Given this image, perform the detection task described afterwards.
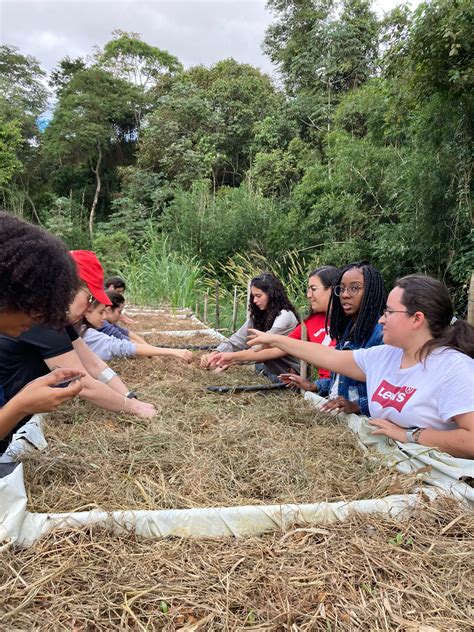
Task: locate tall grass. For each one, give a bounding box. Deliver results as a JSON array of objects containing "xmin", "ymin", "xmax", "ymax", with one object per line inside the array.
[{"xmin": 120, "ymin": 226, "xmax": 203, "ymax": 308}]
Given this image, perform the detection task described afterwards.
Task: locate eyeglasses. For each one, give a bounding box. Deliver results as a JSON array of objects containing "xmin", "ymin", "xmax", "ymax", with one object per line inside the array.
[
  {"xmin": 307, "ymin": 285, "xmax": 326, "ymax": 293},
  {"xmin": 334, "ymin": 284, "xmax": 364, "ymax": 297},
  {"xmin": 382, "ymin": 309, "xmax": 410, "ymax": 318}
]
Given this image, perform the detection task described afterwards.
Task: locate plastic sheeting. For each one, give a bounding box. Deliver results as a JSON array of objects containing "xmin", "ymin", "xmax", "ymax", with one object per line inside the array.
[
  {"xmin": 305, "ymin": 392, "xmax": 474, "ymax": 506},
  {"xmin": 1, "ymin": 461, "xmax": 434, "ymax": 548}
]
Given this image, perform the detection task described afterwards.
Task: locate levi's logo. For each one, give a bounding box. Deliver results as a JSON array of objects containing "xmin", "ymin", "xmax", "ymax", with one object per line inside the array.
[{"xmin": 371, "ymin": 380, "xmax": 417, "ymax": 412}]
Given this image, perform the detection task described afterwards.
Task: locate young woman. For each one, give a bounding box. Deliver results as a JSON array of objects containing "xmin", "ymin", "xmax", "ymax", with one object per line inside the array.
[
  {"xmin": 81, "ymin": 300, "xmax": 193, "ymax": 364},
  {"xmin": 0, "ymin": 212, "xmax": 84, "ymax": 451},
  {"xmin": 98, "ymin": 291, "xmax": 147, "ymax": 345},
  {"xmin": 282, "ymin": 261, "xmax": 386, "ymax": 415},
  {"xmin": 248, "ymin": 275, "xmax": 474, "ymax": 459},
  {"xmin": 201, "ymin": 272, "xmax": 300, "ymax": 380},
  {"xmin": 211, "ymin": 266, "xmax": 340, "ymax": 383}
]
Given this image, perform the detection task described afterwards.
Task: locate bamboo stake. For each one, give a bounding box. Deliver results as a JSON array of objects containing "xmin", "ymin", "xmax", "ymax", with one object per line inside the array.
[
  {"xmin": 468, "ymin": 271, "xmax": 474, "ymax": 327},
  {"xmin": 231, "ymin": 285, "xmax": 238, "ymax": 332},
  {"xmin": 195, "ymin": 300, "xmax": 199, "ymax": 320},
  {"xmin": 203, "ymin": 291, "xmax": 209, "ymax": 324},
  {"xmin": 215, "ymin": 281, "xmax": 220, "ymax": 330},
  {"xmin": 246, "ymin": 278, "xmax": 252, "ymax": 318},
  {"xmin": 300, "ymin": 320, "xmax": 308, "ymax": 395}
]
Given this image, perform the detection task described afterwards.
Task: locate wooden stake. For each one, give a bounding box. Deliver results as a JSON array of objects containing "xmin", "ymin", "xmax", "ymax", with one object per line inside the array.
[
  {"xmin": 246, "ymin": 278, "xmax": 252, "ymax": 318},
  {"xmin": 231, "ymin": 285, "xmax": 238, "ymax": 332},
  {"xmin": 215, "ymin": 281, "xmax": 220, "ymax": 330},
  {"xmin": 195, "ymin": 300, "xmax": 199, "ymax": 320},
  {"xmin": 300, "ymin": 320, "xmax": 308, "ymax": 395},
  {"xmin": 203, "ymin": 291, "xmax": 209, "ymax": 324},
  {"xmin": 468, "ymin": 271, "xmax": 474, "ymax": 327}
]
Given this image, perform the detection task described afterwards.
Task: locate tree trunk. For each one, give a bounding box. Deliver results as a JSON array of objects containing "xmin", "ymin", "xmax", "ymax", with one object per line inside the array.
[{"xmin": 89, "ymin": 145, "xmax": 102, "ymax": 239}]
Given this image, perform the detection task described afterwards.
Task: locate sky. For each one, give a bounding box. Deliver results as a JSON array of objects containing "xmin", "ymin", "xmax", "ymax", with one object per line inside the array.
[{"xmin": 1, "ymin": 0, "xmax": 419, "ymax": 79}]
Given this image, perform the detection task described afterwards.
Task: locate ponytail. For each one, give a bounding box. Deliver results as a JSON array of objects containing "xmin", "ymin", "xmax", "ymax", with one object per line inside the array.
[{"xmin": 396, "ymin": 275, "xmax": 474, "ymax": 359}]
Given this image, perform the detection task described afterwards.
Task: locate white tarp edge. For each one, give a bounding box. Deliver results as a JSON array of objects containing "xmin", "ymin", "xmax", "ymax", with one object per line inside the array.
[
  {"xmin": 304, "ymin": 392, "xmax": 474, "ymax": 506},
  {"xmin": 1, "ymin": 462, "xmax": 436, "ymax": 548}
]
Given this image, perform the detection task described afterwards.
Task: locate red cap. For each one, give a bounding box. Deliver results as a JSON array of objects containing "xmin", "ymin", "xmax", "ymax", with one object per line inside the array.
[{"xmin": 69, "ymin": 251, "xmax": 112, "ymax": 306}]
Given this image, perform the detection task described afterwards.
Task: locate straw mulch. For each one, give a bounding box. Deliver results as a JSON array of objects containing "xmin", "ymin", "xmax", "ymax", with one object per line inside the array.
[
  {"xmin": 21, "ymin": 356, "xmax": 419, "ymax": 513},
  {"xmin": 4, "ymin": 313, "xmax": 473, "ymax": 629},
  {"xmin": 1, "ymin": 498, "xmax": 472, "ymax": 630},
  {"xmin": 124, "ymin": 312, "xmax": 209, "ymax": 333}
]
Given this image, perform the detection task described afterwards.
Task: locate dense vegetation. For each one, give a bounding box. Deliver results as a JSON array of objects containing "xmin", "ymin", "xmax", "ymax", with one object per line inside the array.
[{"xmin": 1, "ymin": 0, "xmax": 472, "ymax": 318}]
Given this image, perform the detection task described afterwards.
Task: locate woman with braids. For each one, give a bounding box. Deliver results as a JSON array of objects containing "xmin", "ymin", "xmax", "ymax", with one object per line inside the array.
[
  {"xmin": 201, "ymin": 272, "xmax": 299, "ymax": 381},
  {"xmin": 248, "ymin": 275, "xmax": 474, "ymax": 459},
  {"xmin": 210, "ymin": 266, "xmax": 340, "ymax": 383},
  {"xmin": 277, "ymin": 261, "xmax": 387, "ymax": 416},
  {"xmin": 0, "ymin": 212, "xmax": 85, "ymax": 448}
]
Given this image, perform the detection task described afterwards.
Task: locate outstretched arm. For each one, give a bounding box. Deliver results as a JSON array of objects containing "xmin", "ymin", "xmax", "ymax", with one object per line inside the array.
[
  {"xmin": 211, "ymin": 346, "xmax": 286, "ymax": 368},
  {"xmin": 247, "ymin": 330, "xmax": 366, "ymax": 382}
]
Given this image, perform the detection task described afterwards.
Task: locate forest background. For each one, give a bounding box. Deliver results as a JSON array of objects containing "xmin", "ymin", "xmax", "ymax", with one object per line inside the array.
[{"xmin": 1, "ymin": 0, "xmax": 472, "ymax": 325}]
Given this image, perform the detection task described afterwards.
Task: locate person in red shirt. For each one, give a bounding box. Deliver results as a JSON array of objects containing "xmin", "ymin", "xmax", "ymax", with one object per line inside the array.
[{"xmin": 210, "ymin": 266, "xmax": 340, "ymax": 380}]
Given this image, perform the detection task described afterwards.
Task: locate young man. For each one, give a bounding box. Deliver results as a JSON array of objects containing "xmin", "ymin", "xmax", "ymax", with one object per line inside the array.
[
  {"xmin": 98, "ymin": 291, "xmax": 147, "ymax": 345},
  {"xmin": 0, "ymin": 212, "xmax": 84, "ymax": 448},
  {"xmin": 0, "ymin": 249, "xmax": 156, "ymax": 453}
]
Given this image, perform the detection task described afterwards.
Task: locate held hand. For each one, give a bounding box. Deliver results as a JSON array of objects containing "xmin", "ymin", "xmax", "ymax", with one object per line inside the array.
[
  {"xmin": 177, "ymin": 349, "xmax": 193, "ymax": 363},
  {"xmin": 129, "ymin": 399, "xmax": 156, "ymax": 419},
  {"xmin": 320, "ymin": 397, "xmax": 360, "ymax": 414},
  {"xmin": 200, "ymin": 352, "xmax": 219, "ymax": 368},
  {"xmin": 247, "ymin": 329, "xmax": 276, "ymax": 349},
  {"xmin": 16, "ymin": 368, "xmax": 85, "ymax": 415},
  {"xmin": 214, "ymin": 352, "xmax": 236, "ymax": 369},
  {"xmin": 368, "ymin": 418, "xmax": 408, "ymax": 443},
  {"xmin": 278, "ymin": 373, "xmax": 316, "ymax": 392}
]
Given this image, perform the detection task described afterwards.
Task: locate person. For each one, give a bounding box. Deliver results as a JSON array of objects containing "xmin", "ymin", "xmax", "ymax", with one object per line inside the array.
[
  {"xmin": 0, "ymin": 212, "xmax": 84, "ymax": 449},
  {"xmin": 80, "ymin": 298, "xmax": 193, "ymax": 364},
  {"xmin": 98, "ymin": 291, "xmax": 147, "ymax": 345},
  {"xmin": 105, "ymin": 276, "xmax": 126, "ymax": 294},
  {"xmin": 281, "ymin": 261, "xmax": 386, "ymax": 416},
  {"xmin": 211, "ymin": 266, "xmax": 340, "ymax": 382},
  {"xmin": 201, "ymin": 272, "xmax": 300, "ymax": 380},
  {"xmin": 0, "ymin": 250, "xmax": 156, "ymax": 453},
  {"xmin": 248, "ymin": 274, "xmax": 474, "ymax": 459},
  {"xmin": 104, "ymin": 275, "xmax": 135, "ymax": 325}
]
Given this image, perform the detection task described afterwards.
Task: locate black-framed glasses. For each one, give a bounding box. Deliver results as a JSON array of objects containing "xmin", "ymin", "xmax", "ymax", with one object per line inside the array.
[
  {"xmin": 334, "ymin": 284, "xmax": 364, "ymax": 297},
  {"xmin": 382, "ymin": 309, "xmax": 410, "ymax": 318},
  {"xmin": 307, "ymin": 285, "xmax": 325, "ymax": 293}
]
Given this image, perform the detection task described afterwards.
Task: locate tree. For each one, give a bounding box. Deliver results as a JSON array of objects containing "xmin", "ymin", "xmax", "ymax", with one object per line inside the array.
[
  {"xmin": 139, "ymin": 59, "xmax": 280, "ymax": 188},
  {"xmin": 43, "ymin": 67, "xmax": 140, "ymax": 237}
]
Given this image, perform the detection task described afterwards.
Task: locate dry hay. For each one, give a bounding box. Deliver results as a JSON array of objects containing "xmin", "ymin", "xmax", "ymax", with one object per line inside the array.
[
  {"xmin": 21, "ymin": 356, "xmax": 419, "ymax": 513},
  {"xmin": 124, "ymin": 312, "xmax": 208, "ymax": 333},
  {"xmin": 144, "ymin": 331, "xmax": 223, "ymax": 347},
  {"xmin": 1, "ymin": 498, "xmax": 472, "ymax": 630}
]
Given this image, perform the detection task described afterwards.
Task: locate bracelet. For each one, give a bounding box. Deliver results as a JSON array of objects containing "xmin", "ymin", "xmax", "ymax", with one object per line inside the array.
[
  {"xmin": 120, "ymin": 395, "xmax": 129, "ymax": 414},
  {"xmin": 126, "ymin": 390, "xmax": 138, "ymax": 399},
  {"xmin": 98, "ymin": 367, "xmax": 117, "ymax": 384}
]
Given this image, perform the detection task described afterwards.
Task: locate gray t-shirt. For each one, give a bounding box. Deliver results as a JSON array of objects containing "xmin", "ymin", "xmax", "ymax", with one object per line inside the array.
[{"xmin": 216, "ymin": 310, "xmax": 298, "ymax": 353}]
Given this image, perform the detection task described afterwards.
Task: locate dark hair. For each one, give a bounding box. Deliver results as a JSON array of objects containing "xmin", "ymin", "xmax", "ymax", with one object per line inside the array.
[
  {"xmin": 249, "ymin": 272, "xmax": 299, "ymax": 331},
  {"xmin": 396, "ymin": 274, "xmax": 474, "ymax": 359},
  {"xmin": 308, "ymin": 265, "xmax": 340, "ymax": 290},
  {"xmin": 79, "ymin": 298, "xmax": 101, "ymax": 336},
  {"xmin": 105, "ymin": 276, "xmax": 126, "ymax": 290},
  {"xmin": 106, "ymin": 290, "xmax": 125, "ymax": 310},
  {"xmin": 0, "ymin": 211, "xmax": 78, "ymax": 328},
  {"xmin": 327, "ymin": 261, "xmax": 386, "ymax": 345},
  {"xmin": 306, "ymin": 266, "xmax": 340, "ymax": 317}
]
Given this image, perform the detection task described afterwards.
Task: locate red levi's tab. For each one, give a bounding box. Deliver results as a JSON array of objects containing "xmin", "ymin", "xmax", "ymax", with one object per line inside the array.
[{"xmin": 371, "ymin": 380, "xmax": 417, "ymax": 412}]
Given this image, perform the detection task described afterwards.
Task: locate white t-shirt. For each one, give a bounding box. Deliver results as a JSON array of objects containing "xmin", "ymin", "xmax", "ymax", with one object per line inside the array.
[{"xmin": 353, "ymin": 345, "xmax": 474, "ymax": 430}]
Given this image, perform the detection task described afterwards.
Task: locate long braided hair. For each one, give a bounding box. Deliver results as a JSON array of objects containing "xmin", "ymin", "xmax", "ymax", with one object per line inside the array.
[
  {"xmin": 249, "ymin": 272, "xmax": 299, "ymax": 332},
  {"xmin": 326, "ymin": 261, "xmax": 386, "ymax": 345}
]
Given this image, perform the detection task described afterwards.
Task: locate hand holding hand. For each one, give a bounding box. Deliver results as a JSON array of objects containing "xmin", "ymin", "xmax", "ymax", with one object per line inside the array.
[
  {"xmin": 200, "ymin": 352, "xmax": 219, "ymax": 368},
  {"xmin": 16, "ymin": 368, "xmax": 85, "ymax": 415},
  {"xmin": 320, "ymin": 397, "xmax": 360, "ymax": 414},
  {"xmin": 213, "ymin": 352, "xmax": 236, "ymax": 369},
  {"xmin": 279, "ymin": 373, "xmax": 316, "ymax": 392},
  {"xmin": 368, "ymin": 418, "xmax": 408, "ymax": 442}
]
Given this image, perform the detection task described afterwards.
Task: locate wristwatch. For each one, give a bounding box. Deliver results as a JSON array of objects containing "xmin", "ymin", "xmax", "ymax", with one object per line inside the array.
[
  {"xmin": 406, "ymin": 427, "xmax": 423, "ymax": 443},
  {"xmin": 125, "ymin": 390, "xmax": 138, "ymax": 399}
]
